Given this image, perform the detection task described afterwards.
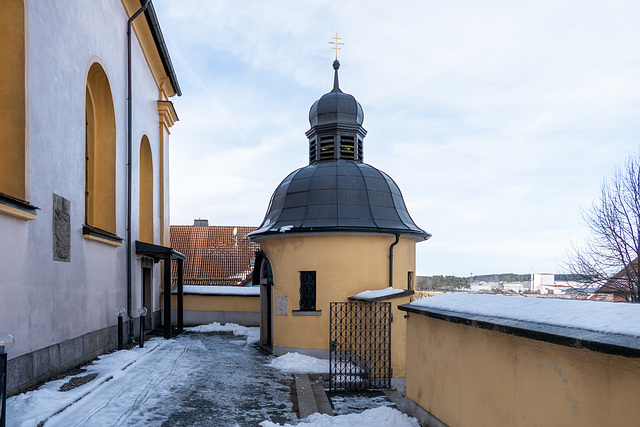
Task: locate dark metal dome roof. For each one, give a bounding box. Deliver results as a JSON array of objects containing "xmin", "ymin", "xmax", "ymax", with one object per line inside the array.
[
  {"xmin": 309, "ymin": 61, "xmax": 364, "ymax": 127},
  {"xmin": 247, "ymin": 160, "xmax": 430, "ymax": 241}
]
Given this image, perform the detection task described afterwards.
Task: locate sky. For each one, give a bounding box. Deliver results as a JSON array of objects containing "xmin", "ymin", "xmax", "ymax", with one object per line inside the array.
[{"xmin": 153, "ymin": 0, "xmax": 640, "ymax": 277}]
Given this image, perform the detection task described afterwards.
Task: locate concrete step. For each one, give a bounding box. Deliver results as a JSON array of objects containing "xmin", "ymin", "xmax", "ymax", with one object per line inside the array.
[{"xmin": 294, "ymin": 374, "xmax": 333, "ymax": 418}]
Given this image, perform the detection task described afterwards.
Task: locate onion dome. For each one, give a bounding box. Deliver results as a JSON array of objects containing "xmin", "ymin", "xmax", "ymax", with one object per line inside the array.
[{"xmin": 306, "ymin": 60, "xmax": 367, "ymax": 164}]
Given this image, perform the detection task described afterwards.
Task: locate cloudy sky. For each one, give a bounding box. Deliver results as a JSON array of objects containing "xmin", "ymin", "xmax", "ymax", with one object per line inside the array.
[{"xmin": 153, "ymin": 0, "xmax": 640, "ymax": 277}]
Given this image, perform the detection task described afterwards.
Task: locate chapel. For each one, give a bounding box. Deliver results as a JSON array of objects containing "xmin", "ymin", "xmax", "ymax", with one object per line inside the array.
[{"xmin": 248, "ymin": 60, "xmax": 430, "ymax": 383}]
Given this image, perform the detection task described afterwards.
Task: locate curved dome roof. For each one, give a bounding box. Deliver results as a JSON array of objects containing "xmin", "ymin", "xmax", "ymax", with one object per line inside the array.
[
  {"xmin": 248, "ymin": 160, "xmax": 430, "ymax": 241},
  {"xmin": 308, "ymin": 60, "xmax": 364, "ymax": 128},
  {"xmin": 308, "ymin": 89, "xmax": 364, "ymax": 128}
]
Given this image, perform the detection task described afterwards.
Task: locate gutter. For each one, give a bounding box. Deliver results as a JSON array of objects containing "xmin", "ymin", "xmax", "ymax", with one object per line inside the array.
[
  {"xmin": 127, "ymin": 0, "xmax": 151, "ymax": 343},
  {"xmin": 141, "ymin": 1, "xmax": 182, "ymax": 96},
  {"xmin": 389, "ymin": 233, "xmax": 400, "ymax": 287}
]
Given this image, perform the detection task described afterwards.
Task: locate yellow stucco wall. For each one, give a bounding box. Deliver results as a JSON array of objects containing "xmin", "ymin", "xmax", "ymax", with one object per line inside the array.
[
  {"xmin": 0, "ymin": 0, "xmax": 28, "ymax": 201},
  {"xmin": 388, "ymin": 295, "xmax": 410, "ymax": 377},
  {"xmin": 405, "ymin": 313, "xmax": 640, "ymax": 427},
  {"xmin": 261, "ymin": 233, "xmax": 416, "ymax": 376},
  {"xmin": 171, "ymin": 294, "xmax": 260, "ymax": 313}
]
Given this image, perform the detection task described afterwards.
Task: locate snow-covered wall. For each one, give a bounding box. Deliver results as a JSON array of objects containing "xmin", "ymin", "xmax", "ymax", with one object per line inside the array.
[{"xmin": 401, "ymin": 294, "xmax": 640, "ymax": 427}]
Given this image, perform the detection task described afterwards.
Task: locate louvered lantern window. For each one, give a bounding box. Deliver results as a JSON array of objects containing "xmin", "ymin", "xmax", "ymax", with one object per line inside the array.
[
  {"xmin": 299, "ymin": 271, "xmax": 316, "ymax": 311},
  {"xmin": 340, "ymin": 136, "xmax": 355, "ymax": 160},
  {"xmin": 357, "ymin": 139, "xmax": 363, "ymax": 162},
  {"xmin": 309, "ymin": 139, "xmax": 317, "ymax": 163},
  {"xmin": 319, "ymin": 136, "xmax": 334, "ymax": 160}
]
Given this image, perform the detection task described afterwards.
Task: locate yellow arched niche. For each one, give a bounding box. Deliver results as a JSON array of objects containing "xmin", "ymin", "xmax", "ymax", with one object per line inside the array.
[
  {"xmin": 85, "ymin": 62, "xmax": 116, "ymax": 234},
  {"xmin": 0, "ymin": 0, "xmax": 27, "ymax": 201},
  {"xmin": 139, "ymin": 136, "xmax": 154, "ymax": 243}
]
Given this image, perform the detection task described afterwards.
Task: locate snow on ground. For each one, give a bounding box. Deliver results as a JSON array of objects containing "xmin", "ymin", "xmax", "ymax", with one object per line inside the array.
[
  {"xmin": 353, "ymin": 287, "xmax": 406, "ymax": 299},
  {"xmin": 268, "ymin": 352, "xmax": 329, "ymax": 373},
  {"xmin": 186, "ymin": 322, "xmax": 259, "ymax": 343},
  {"xmin": 180, "ymin": 285, "xmax": 260, "ymax": 295},
  {"xmin": 411, "ymin": 293, "xmax": 640, "ymax": 336},
  {"xmin": 259, "ymin": 406, "xmax": 419, "ymax": 427},
  {"xmin": 7, "ymin": 339, "xmax": 170, "ymax": 426},
  {"xmin": 7, "ymin": 324, "xmax": 269, "ymax": 426}
]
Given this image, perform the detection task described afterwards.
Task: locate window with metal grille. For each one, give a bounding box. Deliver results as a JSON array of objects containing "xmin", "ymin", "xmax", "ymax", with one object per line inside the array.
[
  {"xmin": 299, "ymin": 271, "xmax": 316, "ymax": 311},
  {"xmin": 319, "ymin": 137, "xmax": 334, "ymax": 160},
  {"xmin": 340, "ymin": 136, "xmax": 355, "ymax": 160}
]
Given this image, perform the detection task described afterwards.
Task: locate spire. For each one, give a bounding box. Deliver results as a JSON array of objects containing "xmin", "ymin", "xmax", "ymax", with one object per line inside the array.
[{"xmin": 306, "ymin": 60, "xmax": 367, "ymax": 164}]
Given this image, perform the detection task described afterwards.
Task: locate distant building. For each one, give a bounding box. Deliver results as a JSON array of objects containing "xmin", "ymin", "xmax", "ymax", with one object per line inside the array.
[
  {"xmin": 170, "ymin": 221, "xmax": 260, "ymax": 286},
  {"xmin": 532, "ymin": 273, "xmax": 555, "ymax": 292}
]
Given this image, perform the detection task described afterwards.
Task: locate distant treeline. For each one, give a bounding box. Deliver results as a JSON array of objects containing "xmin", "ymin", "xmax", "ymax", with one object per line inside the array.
[
  {"xmin": 416, "ymin": 275, "xmax": 469, "ymax": 291},
  {"xmin": 470, "ymin": 273, "xmax": 530, "ymax": 282},
  {"xmin": 416, "ymin": 273, "xmax": 583, "ymax": 290},
  {"xmin": 470, "ymin": 273, "xmax": 583, "ymax": 282}
]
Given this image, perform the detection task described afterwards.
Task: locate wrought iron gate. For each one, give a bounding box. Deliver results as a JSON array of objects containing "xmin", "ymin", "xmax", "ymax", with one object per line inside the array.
[{"xmin": 329, "ymin": 302, "xmax": 392, "ymax": 391}]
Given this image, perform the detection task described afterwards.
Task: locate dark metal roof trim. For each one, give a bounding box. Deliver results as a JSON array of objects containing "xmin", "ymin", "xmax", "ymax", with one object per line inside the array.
[
  {"xmin": 135, "ymin": 240, "xmax": 186, "ymax": 261},
  {"xmin": 142, "ymin": 1, "xmax": 182, "ymax": 96},
  {"xmin": 0, "ymin": 192, "xmax": 39, "ymax": 214},
  {"xmin": 398, "ymin": 303, "xmax": 640, "ymax": 358},
  {"xmin": 83, "ymin": 224, "xmax": 123, "ymax": 242}
]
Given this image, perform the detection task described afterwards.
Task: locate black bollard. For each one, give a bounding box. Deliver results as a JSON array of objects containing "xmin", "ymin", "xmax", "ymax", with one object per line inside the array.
[
  {"xmin": 118, "ymin": 315, "xmax": 124, "ymax": 350},
  {"xmin": 139, "ymin": 315, "xmax": 145, "ymax": 348},
  {"xmin": 116, "ymin": 308, "xmax": 126, "ymax": 350},
  {"xmin": 0, "ymin": 333, "xmax": 15, "ymax": 427},
  {"xmin": 137, "ymin": 307, "xmax": 148, "ymax": 349},
  {"xmin": 1, "ymin": 351, "xmax": 6, "ymax": 427}
]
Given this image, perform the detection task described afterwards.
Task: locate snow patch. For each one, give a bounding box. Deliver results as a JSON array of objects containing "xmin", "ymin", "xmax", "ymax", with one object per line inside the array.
[
  {"xmin": 268, "ymin": 352, "xmax": 329, "ymax": 374},
  {"xmin": 186, "ymin": 322, "xmax": 259, "ymax": 343},
  {"xmin": 353, "ymin": 287, "xmax": 406, "ymax": 299},
  {"xmin": 260, "ymin": 406, "xmax": 420, "ymax": 427},
  {"xmin": 279, "ymin": 225, "xmax": 294, "ymax": 232},
  {"xmin": 180, "ymin": 285, "xmax": 260, "ymax": 295},
  {"xmin": 411, "ymin": 293, "xmax": 640, "ymax": 337}
]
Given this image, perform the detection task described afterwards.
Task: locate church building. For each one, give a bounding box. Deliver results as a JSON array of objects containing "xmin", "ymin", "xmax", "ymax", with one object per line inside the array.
[
  {"xmin": 1, "ymin": 0, "xmax": 180, "ymax": 394},
  {"xmin": 248, "ymin": 59, "xmax": 430, "ymax": 384}
]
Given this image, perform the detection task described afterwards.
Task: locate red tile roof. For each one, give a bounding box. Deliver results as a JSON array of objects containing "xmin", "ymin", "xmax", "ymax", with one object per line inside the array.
[{"xmin": 170, "ymin": 225, "xmax": 260, "ymax": 286}]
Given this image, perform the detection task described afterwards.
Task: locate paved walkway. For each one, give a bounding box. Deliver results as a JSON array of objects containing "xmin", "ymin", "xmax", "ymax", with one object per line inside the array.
[{"xmin": 8, "ymin": 331, "xmax": 299, "ymax": 426}]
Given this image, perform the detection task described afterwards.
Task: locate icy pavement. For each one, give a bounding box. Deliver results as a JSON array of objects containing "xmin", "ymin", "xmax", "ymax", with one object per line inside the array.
[
  {"xmin": 8, "ymin": 327, "xmax": 298, "ymax": 426},
  {"xmin": 8, "ymin": 324, "xmax": 418, "ymax": 426}
]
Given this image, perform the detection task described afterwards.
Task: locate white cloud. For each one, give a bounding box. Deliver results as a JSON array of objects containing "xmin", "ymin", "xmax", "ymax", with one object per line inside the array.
[{"xmin": 155, "ymin": 0, "xmax": 640, "ymax": 275}]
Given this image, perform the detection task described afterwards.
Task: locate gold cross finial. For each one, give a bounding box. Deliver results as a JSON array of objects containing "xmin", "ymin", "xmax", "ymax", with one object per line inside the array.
[{"xmin": 329, "ymin": 33, "xmax": 344, "ymax": 60}]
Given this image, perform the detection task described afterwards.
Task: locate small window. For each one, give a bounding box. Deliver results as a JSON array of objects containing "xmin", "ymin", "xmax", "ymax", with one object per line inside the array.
[
  {"xmin": 357, "ymin": 139, "xmax": 363, "ymax": 162},
  {"xmin": 340, "ymin": 136, "xmax": 355, "ymax": 160},
  {"xmin": 408, "ymin": 271, "xmax": 414, "ymax": 290},
  {"xmin": 299, "ymin": 271, "xmax": 316, "ymax": 311},
  {"xmin": 319, "ymin": 137, "xmax": 334, "ymax": 161}
]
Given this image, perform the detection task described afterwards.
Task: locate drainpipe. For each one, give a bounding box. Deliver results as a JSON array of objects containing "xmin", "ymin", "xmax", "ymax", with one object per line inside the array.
[
  {"xmin": 127, "ymin": 0, "xmax": 150, "ymax": 343},
  {"xmin": 389, "ymin": 233, "xmax": 400, "ymax": 288}
]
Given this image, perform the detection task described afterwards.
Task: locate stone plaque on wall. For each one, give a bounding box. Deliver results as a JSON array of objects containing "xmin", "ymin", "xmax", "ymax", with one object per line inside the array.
[
  {"xmin": 53, "ymin": 193, "xmax": 70, "ymax": 262},
  {"xmin": 276, "ymin": 296, "xmax": 287, "ymax": 315}
]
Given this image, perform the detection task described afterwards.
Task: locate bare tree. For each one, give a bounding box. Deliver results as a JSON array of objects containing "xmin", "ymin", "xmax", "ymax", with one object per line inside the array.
[{"xmin": 566, "ymin": 153, "xmax": 640, "ymax": 302}]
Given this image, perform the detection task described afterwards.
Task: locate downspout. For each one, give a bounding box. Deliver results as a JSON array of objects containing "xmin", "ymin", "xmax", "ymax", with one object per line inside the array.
[
  {"xmin": 389, "ymin": 233, "xmax": 400, "ymax": 288},
  {"xmin": 127, "ymin": 0, "xmax": 150, "ymax": 343}
]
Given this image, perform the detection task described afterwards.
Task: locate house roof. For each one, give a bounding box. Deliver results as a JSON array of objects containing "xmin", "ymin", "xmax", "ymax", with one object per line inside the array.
[
  {"xmin": 597, "ymin": 257, "xmax": 638, "ymax": 300},
  {"xmin": 170, "ymin": 225, "xmax": 260, "ymax": 286}
]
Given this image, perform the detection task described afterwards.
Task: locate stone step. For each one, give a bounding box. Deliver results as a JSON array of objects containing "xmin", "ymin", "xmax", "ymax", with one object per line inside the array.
[{"xmin": 294, "ymin": 373, "xmax": 333, "ymax": 418}]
